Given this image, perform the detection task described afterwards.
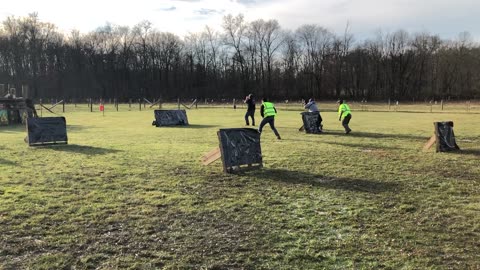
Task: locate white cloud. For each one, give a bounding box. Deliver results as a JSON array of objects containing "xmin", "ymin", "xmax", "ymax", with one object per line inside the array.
[
  {"xmin": 0, "ymin": 0, "xmax": 478, "ymax": 40},
  {"xmin": 266, "ymin": 0, "xmax": 480, "ymax": 40}
]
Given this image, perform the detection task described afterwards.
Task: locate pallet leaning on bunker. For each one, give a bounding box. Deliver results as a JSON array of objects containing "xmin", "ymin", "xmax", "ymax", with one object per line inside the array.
[
  {"xmin": 217, "ymin": 128, "xmax": 263, "ymax": 173},
  {"xmin": 26, "ymin": 117, "xmax": 68, "ymax": 146},
  {"xmin": 434, "ymin": 121, "xmax": 460, "ymax": 152},
  {"xmin": 301, "ymin": 112, "xmax": 322, "ymax": 134}
]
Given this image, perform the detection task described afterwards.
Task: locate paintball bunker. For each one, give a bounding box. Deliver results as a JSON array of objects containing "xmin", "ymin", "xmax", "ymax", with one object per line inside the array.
[
  {"xmin": 434, "ymin": 121, "xmax": 460, "ymax": 152},
  {"xmin": 423, "ymin": 121, "xmax": 460, "ymax": 152},
  {"xmin": 26, "ymin": 117, "xmax": 68, "ymax": 146},
  {"xmin": 0, "ymin": 98, "xmax": 34, "ymax": 125},
  {"xmin": 217, "ymin": 128, "xmax": 263, "ymax": 173},
  {"xmin": 300, "ymin": 112, "xmax": 322, "ymax": 134},
  {"xmin": 153, "ymin": 110, "xmax": 189, "ymax": 127}
]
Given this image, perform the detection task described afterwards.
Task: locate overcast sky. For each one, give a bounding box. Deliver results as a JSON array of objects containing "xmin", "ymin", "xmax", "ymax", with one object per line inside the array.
[{"xmin": 1, "ymin": 0, "xmax": 478, "ymax": 41}]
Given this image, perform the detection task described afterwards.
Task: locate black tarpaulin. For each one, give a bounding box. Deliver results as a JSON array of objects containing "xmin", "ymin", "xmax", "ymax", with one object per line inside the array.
[
  {"xmin": 217, "ymin": 128, "xmax": 262, "ymax": 168},
  {"xmin": 0, "ymin": 108, "xmax": 9, "ymax": 125},
  {"xmin": 301, "ymin": 112, "xmax": 321, "ymax": 134},
  {"xmin": 153, "ymin": 110, "xmax": 189, "ymax": 126},
  {"xmin": 0, "ymin": 98, "xmax": 28, "ymax": 125},
  {"xmin": 435, "ymin": 121, "xmax": 460, "ymax": 152},
  {"xmin": 27, "ymin": 117, "xmax": 68, "ymax": 146}
]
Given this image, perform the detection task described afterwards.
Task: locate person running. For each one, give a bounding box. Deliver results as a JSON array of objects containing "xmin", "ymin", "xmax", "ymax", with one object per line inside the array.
[
  {"xmin": 25, "ymin": 98, "xmax": 38, "ymax": 118},
  {"xmin": 244, "ymin": 93, "xmax": 256, "ymax": 126},
  {"xmin": 258, "ymin": 98, "xmax": 281, "ymax": 140},
  {"xmin": 337, "ymin": 99, "xmax": 352, "ymax": 134},
  {"xmin": 304, "ymin": 98, "xmax": 323, "ymax": 132}
]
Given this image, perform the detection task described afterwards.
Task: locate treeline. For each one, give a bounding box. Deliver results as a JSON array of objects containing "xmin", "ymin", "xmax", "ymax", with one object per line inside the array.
[{"xmin": 0, "ymin": 13, "xmax": 479, "ymax": 101}]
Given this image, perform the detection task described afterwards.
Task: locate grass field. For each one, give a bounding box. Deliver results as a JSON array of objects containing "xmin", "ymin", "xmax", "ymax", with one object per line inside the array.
[{"xmin": 1, "ymin": 103, "xmax": 479, "ymax": 269}]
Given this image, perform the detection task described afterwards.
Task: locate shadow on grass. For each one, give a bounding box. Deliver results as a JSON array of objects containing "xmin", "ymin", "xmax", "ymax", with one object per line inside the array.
[
  {"xmin": 323, "ymin": 141, "xmax": 397, "ymax": 150},
  {"xmin": 453, "ymin": 148, "xmax": 480, "ymax": 156},
  {"xmin": 320, "ymin": 130, "xmax": 427, "ymax": 140},
  {"xmin": 47, "ymin": 144, "xmax": 122, "ymax": 156},
  {"xmin": 186, "ymin": 124, "xmax": 219, "ymax": 129},
  {"xmin": 252, "ymin": 168, "xmax": 401, "ymax": 193},
  {"xmin": 1, "ymin": 124, "xmax": 88, "ymax": 133},
  {"xmin": 0, "ymin": 124, "xmax": 25, "ymax": 133},
  {"xmin": 67, "ymin": 124, "xmax": 90, "ymax": 131},
  {"xmin": 153, "ymin": 124, "xmax": 218, "ymax": 129},
  {"xmin": 0, "ymin": 146, "xmax": 16, "ymax": 165},
  {"xmin": 0, "ymin": 158, "xmax": 16, "ymax": 166}
]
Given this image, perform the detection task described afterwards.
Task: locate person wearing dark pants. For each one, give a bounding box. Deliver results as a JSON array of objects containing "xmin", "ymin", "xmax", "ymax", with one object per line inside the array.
[
  {"xmin": 244, "ymin": 93, "xmax": 256, "ymax": 126},
  {"xmin": 258, "ymin": 98, "xmax": 281, "ymax": 140},
  {"xmin": 25, "ymin": 99, "xmax": 39, "ymax": 118},
  {"xmin": 337, "ymin": 99, "xmax": 352, "ymax": 134}
]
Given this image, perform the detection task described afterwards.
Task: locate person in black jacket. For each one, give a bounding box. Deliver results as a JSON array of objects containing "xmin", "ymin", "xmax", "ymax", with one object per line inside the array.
[
  {"xmin": 25, "ymin": 99, "xmax": 38, "ymax": 118},
  {"xmin": 244, "ymin": 93, "xmax": 256, "ymax": 126}
]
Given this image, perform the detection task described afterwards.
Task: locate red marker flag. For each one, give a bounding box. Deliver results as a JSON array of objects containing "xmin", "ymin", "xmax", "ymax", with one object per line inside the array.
[{"xmin": 100, "ymin": 104, "xmax": 104, "ymax": 111}]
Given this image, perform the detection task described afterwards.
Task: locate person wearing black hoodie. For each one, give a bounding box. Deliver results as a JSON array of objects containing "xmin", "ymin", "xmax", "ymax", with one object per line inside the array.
[{"xmin": 244, "ymin": 93, "xmax": 256, "ymax": 126}]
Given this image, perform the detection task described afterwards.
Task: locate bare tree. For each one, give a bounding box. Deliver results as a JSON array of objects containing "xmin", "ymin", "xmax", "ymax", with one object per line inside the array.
[
  {"xmin": 296, "ymin": 24, "xmax": 333, "ymax": 98},
  {"xmin": 280, "ymin": 30, "xmax": 300, "ymax": 98},
  {"xmin": 1, "ymin": 13, "xmax": 480, "ymax": 101},
  {"xmin": 222, "ymin": 14, "xmax": 247, "ymax": 94},
  {"xmin": 262, "ymin": 19, "xmax": 283, "ymax": 97}
]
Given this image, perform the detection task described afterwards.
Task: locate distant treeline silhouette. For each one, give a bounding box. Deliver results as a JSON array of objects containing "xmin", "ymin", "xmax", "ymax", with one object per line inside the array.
[{"xmin": 0, "ymin": 13, "xmax": 479, "ymax": 101}]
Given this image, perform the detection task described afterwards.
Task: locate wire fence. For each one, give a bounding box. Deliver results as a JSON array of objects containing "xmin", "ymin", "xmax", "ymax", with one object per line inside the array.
[{"xmin": 32, "ymin": 97, "xmax": 480, "ymax": 115}]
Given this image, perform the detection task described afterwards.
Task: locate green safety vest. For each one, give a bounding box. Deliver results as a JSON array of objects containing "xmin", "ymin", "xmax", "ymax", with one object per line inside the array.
[
  {"xmin": 263, "ymin": 102, "xmax": 277, "ymax": 117},
  {"xmin": 338, "ymin": 103, "xmax": 351, "ymax": 119}
]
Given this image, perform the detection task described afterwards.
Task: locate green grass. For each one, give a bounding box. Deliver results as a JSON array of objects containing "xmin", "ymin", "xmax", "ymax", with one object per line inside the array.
[{"xmin": 1, "ymin": 104, "xmax": 480, "ymax": 269}]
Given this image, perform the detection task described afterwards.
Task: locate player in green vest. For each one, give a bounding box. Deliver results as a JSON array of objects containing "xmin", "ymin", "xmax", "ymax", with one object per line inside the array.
[
  {"xmin": 337, "ymin": 99, "xmax": 352, "ymax": 134},
  {"xmin": 258, "ymin": 98, "xmax": 281, "ymax": 140}
]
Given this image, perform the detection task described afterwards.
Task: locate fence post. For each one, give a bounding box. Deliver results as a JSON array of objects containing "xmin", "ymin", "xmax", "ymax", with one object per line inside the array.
[
  {"xmin": 177, "ymin": 98, "xmax": 180, "ymax": 110},
  {"xmin": 90, "ymin": 98, "xmax": 93, "ymax": 112},
  {"xmin": 388, "ymin": 98, "xmax": 391, "ymax": 111},
  {"xmin": 441, "ymin": 99, "xmax": 444, "ymax": 111},
  {"xmin": 62, "ymin": 98, "xmax": 65, "ymax": 113},
  {"xmin": 139, "ymin": 99, "xmax": 141, "ymax": 111},
  {"xmin": 40, "ymin": 98, "xmax": 43, "ymax": 117}
]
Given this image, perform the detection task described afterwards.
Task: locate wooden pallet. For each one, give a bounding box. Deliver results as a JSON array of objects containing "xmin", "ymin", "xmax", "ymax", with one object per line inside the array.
[
  {"xmin": 201, "ymin": 147, "xmax": 221, "ymax": 165},
  {"xmin": 202, "ymin": 129, "xmax": 264, "ymax": 174},
  {"xmin": 202, "ymin": 147, "xmax": 263, "ymax": 173},
  {"xmin": 225, "ymin": 163, "xmax": 263, "ymax": 174},
  {"xmin": 423, "ymin": 134, "xmax": 436, "ymax": 151},
  {"xmin": 422, "ymin": 121, "xmax": 459, "ymax": 152}
]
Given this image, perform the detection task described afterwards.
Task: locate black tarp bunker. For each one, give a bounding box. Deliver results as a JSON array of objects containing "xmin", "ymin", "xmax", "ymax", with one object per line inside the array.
[{"xmin": 152, "ymin": 110, "xmax": 189, "ymax": 127}]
